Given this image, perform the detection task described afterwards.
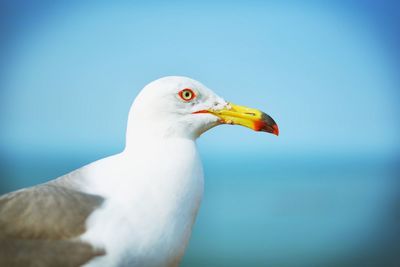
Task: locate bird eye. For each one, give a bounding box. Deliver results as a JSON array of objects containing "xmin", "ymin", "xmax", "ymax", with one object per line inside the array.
[{"xmin": 178, "ymin": 88, "xmax": 196, "ymax": 101}]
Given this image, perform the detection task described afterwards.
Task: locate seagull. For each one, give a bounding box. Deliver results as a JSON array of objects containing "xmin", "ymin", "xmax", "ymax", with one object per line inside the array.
[{"xmin": 0, "ymin": 76, "xmax": 278, "ymax": 267}]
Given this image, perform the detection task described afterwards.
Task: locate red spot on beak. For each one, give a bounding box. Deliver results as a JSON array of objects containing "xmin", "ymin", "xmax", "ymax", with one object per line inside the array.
[
  {"xmin": 272, "ymin": 124, "xmax": 279, "ymax": 136},
  {"xmin": 254, "ymin": 120, "xmax": 279, "ymax": 136}
]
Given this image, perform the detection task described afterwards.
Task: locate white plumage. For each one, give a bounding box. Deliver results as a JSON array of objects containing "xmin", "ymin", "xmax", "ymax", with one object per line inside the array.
[
  {"xmin": 0, "ymin": 76, "xmax": 278, "ymax": 267},
  {"xmin": 69, "ymin": 76, "xmax": 226, "ymax": 266}
]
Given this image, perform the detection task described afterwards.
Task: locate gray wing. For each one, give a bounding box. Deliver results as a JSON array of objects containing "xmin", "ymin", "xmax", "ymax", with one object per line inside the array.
[{"xmin": 0, "ymin": 184, "xmax": 106, "ymax": 266}]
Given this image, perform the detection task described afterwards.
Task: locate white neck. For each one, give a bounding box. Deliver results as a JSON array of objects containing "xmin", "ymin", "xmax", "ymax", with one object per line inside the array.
[{"xmin": 81, "ymin": 126, "xmax": 204, "ymax": 267}]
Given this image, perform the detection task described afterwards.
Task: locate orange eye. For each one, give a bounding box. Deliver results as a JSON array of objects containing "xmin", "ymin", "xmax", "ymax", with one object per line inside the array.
[{"xmin": 178, "ymin": 88, "xmax": 196, "ymax": 101}]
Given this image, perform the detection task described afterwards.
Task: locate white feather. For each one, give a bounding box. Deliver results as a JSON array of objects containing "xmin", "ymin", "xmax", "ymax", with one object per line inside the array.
[{"xmin": 70, "ymin": 76, "xmax": 227, "ymax": 267}]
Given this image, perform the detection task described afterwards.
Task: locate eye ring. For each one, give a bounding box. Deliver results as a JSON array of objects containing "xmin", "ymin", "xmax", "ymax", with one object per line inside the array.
[{"xmin": 178, "ymin": 88, "xmax": 196, "ymax": 101}]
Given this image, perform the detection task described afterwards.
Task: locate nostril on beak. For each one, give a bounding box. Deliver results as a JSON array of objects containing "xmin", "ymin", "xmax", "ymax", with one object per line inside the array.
[{"xmin": 245, "ymin": 112, "xmax": 256, "ymax": 116}]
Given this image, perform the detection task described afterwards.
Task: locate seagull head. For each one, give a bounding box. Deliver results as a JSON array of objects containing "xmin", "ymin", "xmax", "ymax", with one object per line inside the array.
[{"xmin": 127, "ymin": 76, "xmax": 278, "ymax": 140}]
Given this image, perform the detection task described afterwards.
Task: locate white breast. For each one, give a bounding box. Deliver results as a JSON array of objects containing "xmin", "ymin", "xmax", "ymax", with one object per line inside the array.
[{"xmin": 80, "ymin": 138, "xmax": 204, "ymax": 267}]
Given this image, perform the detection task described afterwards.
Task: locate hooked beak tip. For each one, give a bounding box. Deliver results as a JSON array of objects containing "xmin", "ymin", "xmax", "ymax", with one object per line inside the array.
[
  {"xmin": 255, "ymin": 120, "xmax": 279, "ymax": 136},
  {"xmin": 272, "ymin": 124, "xmax": 279, "ymax": 136}
]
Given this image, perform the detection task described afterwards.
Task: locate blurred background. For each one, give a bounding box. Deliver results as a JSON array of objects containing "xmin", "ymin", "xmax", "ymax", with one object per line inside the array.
[{"xmin": 0, "ymin": 1, "xmax": 399, "ymax": 266}]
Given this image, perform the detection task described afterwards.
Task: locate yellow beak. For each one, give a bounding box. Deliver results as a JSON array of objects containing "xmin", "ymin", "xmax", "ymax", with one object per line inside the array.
[{"xmin": 194, "ymin": 102, "xmax": 279, "ymax": 136}]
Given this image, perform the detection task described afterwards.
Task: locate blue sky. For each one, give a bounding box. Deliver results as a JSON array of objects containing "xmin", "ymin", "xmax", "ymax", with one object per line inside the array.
[{"xmin": 1, "ymin": 1, "xmax": 399, "ymax": 159}]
